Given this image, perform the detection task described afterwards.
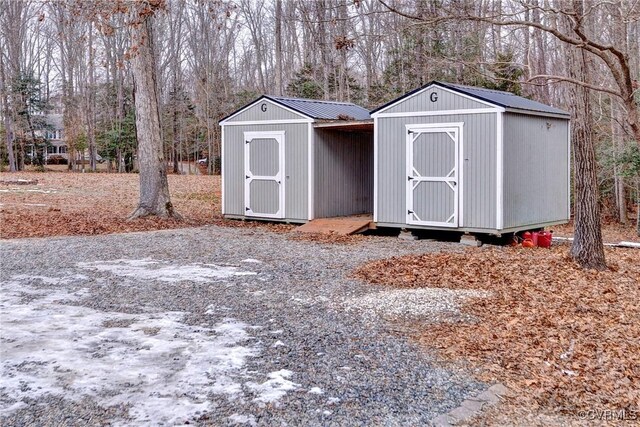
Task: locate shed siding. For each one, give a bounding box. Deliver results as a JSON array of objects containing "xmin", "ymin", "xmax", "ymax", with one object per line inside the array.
[
  {"xmin": 314, "ymin": 130, "xmax": 373, "ymax": 217},
  {"xmin": 377, "ymin": 113, "xmax": 497, "ymax": 229},
  {"xmin": 225, "ymin": 101, "xmax": 306, "ymax": 122},
  {"xmin": 223, "ymin": 123, "xmax": 308, "ymax": 220},
  {"xmin": 380, "ymin": 87, "xmax": 489, "ymax": 114},
  {"xmin": 503, "ymin": 113, "xmax": 569, "ymax": 228}
]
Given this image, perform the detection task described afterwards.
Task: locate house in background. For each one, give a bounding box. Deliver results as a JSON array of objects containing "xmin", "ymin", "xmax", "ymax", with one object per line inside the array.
[
  {"xmin": 30, "ymin": 114, "xmax": 102, "ymax": 164},
  {"xmin": 38, "ymin": 114, "xmax": 68, "ymax": 162}
]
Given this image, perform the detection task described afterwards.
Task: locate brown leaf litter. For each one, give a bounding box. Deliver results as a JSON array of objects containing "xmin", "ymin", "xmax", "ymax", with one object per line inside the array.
[{"xmin": 353, "ymin": 245, "xmax": 640, "ymax": 417}]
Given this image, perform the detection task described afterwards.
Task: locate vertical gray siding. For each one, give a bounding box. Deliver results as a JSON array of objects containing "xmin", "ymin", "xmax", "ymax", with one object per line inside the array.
[
  {"xmin": 225, "ymin": 100, "xmax": 307, "ymax": 122},
  {"xmin": 249, "ymin": 138, "xmax": 279, "ymax": 176},
  {"xmin": 377, "ymin": 113, "xmax": 497, "ymax": 230},
  {"xmin": 249, "ymin": 180, "xmax": 279, "ymax": 214},
  {"xmin": 413, "ymin": 182, "xmax": 455, "ymax": 223},
  {"xmin": 314, "ymin": 130, "xmax": 373, "ymax": 217},
  {"xmin": 223, "ymin": 123, "xmax": 308, "ymax": 221},
  {"xmin": 503, "ymin": 113, "xmax": 569, "ymax": 228},
  {"xmin": 380, "ymin": 87, "xmax": 489, "ymax": 114}
]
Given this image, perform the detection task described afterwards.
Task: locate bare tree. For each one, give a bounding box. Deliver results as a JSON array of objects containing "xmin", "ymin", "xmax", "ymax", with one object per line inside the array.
[{"xmin": 128, "ymin": 0, "xmax": 179, "ymax": 219}]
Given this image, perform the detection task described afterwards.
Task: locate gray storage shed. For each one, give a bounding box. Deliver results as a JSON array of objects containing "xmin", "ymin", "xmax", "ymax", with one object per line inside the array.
[
  {"xmin": 219, "ymin": 95, "xmax": 373, "ymax": 223},
  {"xmin": 371, "ymin": 81, "xmax": 571, "ymax": 235}
]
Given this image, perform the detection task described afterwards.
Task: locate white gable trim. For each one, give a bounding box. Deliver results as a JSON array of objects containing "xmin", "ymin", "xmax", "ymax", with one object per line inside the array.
[
  {"xmin": 371, "ymin": 84, "xmax": 499, "ymax": 117},
  {"xmin": 221, "ymin": 119, "xmax": 313, "ymax": 126},
  {"xmin": 220, "ymin": 97, "xmax": 311, "ymax": 124},
  {"xmin": 374, "ymin": 107, "xmax": 502, "ymax": 118}
]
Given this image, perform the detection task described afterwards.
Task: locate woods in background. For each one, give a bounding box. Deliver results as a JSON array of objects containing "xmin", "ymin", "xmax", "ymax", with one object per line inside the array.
[{"xmin": 0, "ymin": 1, "xmax": 638, "ymax": 228}]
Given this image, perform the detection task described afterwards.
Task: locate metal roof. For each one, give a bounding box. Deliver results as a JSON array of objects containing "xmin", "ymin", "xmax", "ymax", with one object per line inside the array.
[
  {"xmin": 371, "ymin": 81, "xmax": 570, "ymax": 117},
  {"xmin": 266, "ymin": 95, "xmax": 371, "ymax": 120}
]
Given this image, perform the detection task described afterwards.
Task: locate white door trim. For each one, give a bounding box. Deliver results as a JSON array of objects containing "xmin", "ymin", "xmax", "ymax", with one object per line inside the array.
[
  {"xmin": 244, "ymin": 131, "xmax": 285, "ymax": 219},
  {"xmin": 406, "ymin": 123, "xmax": 463, "ymax": 228}
]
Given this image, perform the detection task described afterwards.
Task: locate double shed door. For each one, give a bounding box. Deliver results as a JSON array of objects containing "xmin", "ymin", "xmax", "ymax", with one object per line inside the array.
[
  {"xmin": 406, "ymin": 123, "xmax": 463, "ymax": 228},
  {"xmin": 244, "ymin": 131, "xmax": 285, "ymax": 219}
]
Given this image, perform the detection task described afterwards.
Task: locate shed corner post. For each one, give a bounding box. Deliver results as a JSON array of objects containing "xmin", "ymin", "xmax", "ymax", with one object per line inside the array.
[
  {"xmin": 373, "ymin": 116, "xmax": 378, "ymax": 223},
  {"xmin": 496, "ymin": 111, "xmax": 504, "ymax": 231},
  {"xmin": 307, "ymin": 122, "xmax": 315, "ymax": 221},
  {"xmin": 220, "ymin": 124, "xmax": 225, "ymax": 216}
]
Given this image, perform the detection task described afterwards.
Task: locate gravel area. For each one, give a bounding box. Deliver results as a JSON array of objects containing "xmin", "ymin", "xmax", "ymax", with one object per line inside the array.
[{"xmin": 1, "ymin": 225, "xmax": 487, "ymax": 426}]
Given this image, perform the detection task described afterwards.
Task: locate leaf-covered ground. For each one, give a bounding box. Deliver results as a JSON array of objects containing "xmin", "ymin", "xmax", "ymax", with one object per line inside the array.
[
  {"xmin": 353, "ymin": 245, "xmax": 640, "ymax": 421},
  {"xmin": 0, "ymin": 172, "xmax": 291, "ymax": 239}
]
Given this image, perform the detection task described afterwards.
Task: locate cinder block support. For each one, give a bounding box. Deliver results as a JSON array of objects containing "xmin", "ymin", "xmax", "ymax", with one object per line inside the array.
[{"xmin": 459, "ymin": 234, "xmax": 483, "ymax": 247}]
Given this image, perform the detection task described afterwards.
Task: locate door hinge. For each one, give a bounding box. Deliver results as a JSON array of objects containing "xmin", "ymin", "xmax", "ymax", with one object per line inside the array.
[
  {"xmin": 408, "ymin": 175, "xmax": 413, "ymax": 181},
  {"xmin": 245, "ymin": 175, "xmax": 250, "ymax": 179},
  {"xmin": 407, "ymin": 129, "xmax": 413, "ymax": 135},
  {"xmin": 245, "ymin": 140, "xmax": 250, "ymax": 144},
  {"xmin": 245, "ymin": 207, "xmax": 250, "ymax": 211},
  {"xmin": 407, "ymin": 209, "xmax": 414, "ymax": 215}
]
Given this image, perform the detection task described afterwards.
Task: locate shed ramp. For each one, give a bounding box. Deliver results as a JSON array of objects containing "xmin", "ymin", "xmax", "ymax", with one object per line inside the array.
[{"xmin": 296, "ymin": 215, "xmax": 374, "ymax": 235}]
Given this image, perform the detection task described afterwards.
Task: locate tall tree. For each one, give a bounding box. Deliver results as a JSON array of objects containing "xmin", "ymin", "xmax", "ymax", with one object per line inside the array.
[{"xmin": 128, "ymin": 0, "xmax": 179, "ymax": 219}]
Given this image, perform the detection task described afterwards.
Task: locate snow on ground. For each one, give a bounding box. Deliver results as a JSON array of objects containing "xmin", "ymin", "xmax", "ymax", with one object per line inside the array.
[
  {"xmin": 246, "ymin": 370, "xmax": 300, "ymax": 404},
  {"xmin": 77, "ymin": 259, "xmax": 257, "ymax": 282},
  {"xmin": 228, "ymin": 413, "xmax": 257, "ymax": 425},
  {"xmin": 0, "ymin": 263, "xmax": 298, "ymax": 425},
  {"xmin": 308, "ymin": 387, "xmax": 324, "ymax": 395}
]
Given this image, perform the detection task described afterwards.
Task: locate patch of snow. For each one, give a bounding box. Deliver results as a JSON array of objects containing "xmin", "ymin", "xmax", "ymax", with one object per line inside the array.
[
  {"xmin": 77, "ymin": 259, "xmax": 256, "ymax": 283},
  {"xmin": 247, "ymin": 370, "xmax": 299, "ymax": 404},
  {"xmin": 229, "ymin": 414, "xmax": 257, "ymax": 425},
  {"xmin": 327, "ymin": 397, "xmax": 341, "ymax": 405},
  {"xmin": 241, "ymin": 259, "xmax": 263, "ymax": 264},
  {"xmin": 270, "ymin": 329, "xmax": 283, "ymax": 334},
  {"xmin": 272, "ymin": 340, "xmax": 285, "ymax": 348},
  {"xmin": 308, "ymin": 387, "xmax": 324, "ymax": 395},
  {"xmin": 0, "ymin": 275, "xmax": 278, "ymax": 425},
  {"xmin": 323, "ymin": 410, "xmax": 333, "ymax": 416}
]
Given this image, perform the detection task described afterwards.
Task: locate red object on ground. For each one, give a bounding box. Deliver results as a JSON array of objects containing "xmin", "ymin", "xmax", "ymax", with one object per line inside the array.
[
  {"xmin": 531, "ymin": 231, "xmax": 539, "ymax": 246},
  {"xmin": 537, "ymin": 231, "xmax": 553, "ymax": 248},
  {"xmin": 522, "ymin": 239, "xmax": 535, "ymax": 248},
  {"xmin": 522, "ymin": 231, "xmax": 532, "ymax": 241}
]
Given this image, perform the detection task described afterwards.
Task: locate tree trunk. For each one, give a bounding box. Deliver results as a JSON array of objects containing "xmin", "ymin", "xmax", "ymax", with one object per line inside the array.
[
  {"xmin": 611, "ymin": 100, "xmax": 628, "ymax": 224},
  {"xmin": 274, "ymin": 0, "xmax": 283, "ymax": 96},
  {"xmin": 0, "ymin": 52, "xmax": 17, "ymax": 172},
  {"xmin": 567, "ymin": 45, "xmax": 606, "ymax": 269},
  {"xmin": 128, "ymin": 8, "xmax": 179, "ymax": 219}
]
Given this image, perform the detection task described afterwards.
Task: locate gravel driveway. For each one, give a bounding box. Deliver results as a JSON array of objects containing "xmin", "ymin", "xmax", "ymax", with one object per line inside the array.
[{"xmin": 1, "ymin": 225, "xmax": 486, "ymax": 426}]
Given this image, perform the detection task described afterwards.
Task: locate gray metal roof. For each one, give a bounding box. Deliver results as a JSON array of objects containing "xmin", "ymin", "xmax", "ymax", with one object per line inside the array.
[
  {"xmin": 266, "ymin": 95, "xmax": 371, "ymax": 121},
  {"xmin": 441, "ymin": 82, "xmax": 570, "ymax": 116},
  {"xmin": 371, "ymin": 81, "xmax": 570, "ymax": 117}
]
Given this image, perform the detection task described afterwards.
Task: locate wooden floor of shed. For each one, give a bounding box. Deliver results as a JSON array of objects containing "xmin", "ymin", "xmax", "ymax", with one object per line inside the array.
[{"xmin": 296, "ymin": 214, "xmax": 375, "ymax": 235}]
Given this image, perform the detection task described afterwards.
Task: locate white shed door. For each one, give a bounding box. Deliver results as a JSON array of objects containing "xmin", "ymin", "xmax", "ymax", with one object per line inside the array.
[
  {"xmin": 406, "ymin": 124, "xmax": 460, "ymax": 227},
  {"xmin": 244, "ymin": 131, "xmax": 285, "ymax": 218}
]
